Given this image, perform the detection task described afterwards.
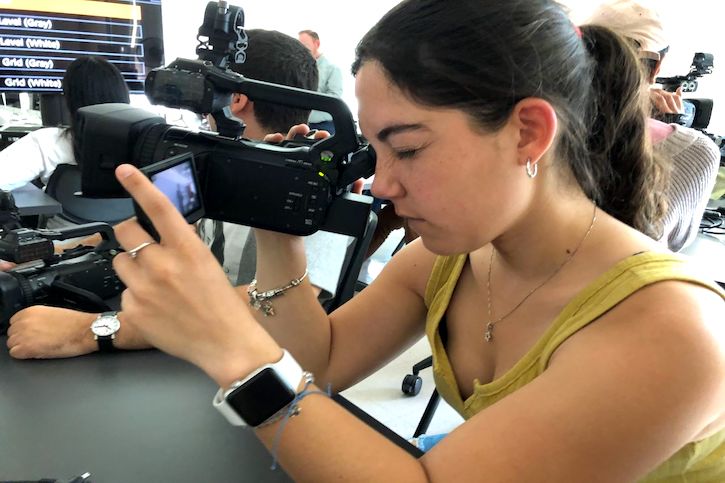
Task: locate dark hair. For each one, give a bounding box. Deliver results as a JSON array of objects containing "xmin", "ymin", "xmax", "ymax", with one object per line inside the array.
[
  {"xmin": 298, "ymin": 30, "xmax": 320, "ymax": 41},
  {"xmin": 581, "ymin": 25, "xmax": 668, "ymax": 237},
  {"xmin": 63, "ymin": 56, "xmax": 130, "ymax": 118},
  {"xmin": 62, "ymin": 56, "xmax": 130, "ymax": 163},
  {"xmin": 352, "ymin": 0, "xmax": 668, "ymax": 238},
  {"xmin": 231, "ymin": 29, "xmax": 318, "ymax": 133}
]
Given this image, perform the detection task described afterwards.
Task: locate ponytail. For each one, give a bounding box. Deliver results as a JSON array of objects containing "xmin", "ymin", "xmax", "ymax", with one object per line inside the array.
[
  {"xmin": 352, "ymin": 1, "xmax": 669, "ymax": 239},
  {"xmin": 579, "ymin": 24, "xmax": 669, "ymax": 239}
]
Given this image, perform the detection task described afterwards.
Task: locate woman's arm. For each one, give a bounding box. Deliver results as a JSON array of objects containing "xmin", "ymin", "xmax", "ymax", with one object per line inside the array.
[
  {"xmin": 248, "ymin": 229, "xmax": 433, "ymax": 390},
  {"xmin": 111, "ymin": 163, "xmax": 432, "ymax": 392},
  {"xmin": 251, "ymin": 281, "xmax": 725, "ymax": 482},
  {"xmin": 112, "ymin": 163, "xmax": 725, "ymax": 482},
  {"xmin": 661, "ymin": 131, "xmax": 721, "ymax": 251}
]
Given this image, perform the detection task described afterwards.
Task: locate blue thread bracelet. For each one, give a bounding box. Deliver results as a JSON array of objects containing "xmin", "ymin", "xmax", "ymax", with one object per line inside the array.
[{"xmin": 267, "ymin": 371, "xmax": 331, "ymax": 470}]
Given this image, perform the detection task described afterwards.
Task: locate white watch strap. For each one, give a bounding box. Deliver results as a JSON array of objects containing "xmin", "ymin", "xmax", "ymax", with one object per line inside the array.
[{"xmin": 212, "ymin": 349, "xmax": 303, "ymax": 427}]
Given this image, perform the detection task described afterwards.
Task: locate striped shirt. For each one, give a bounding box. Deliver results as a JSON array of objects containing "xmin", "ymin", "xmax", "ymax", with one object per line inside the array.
[{"xmin": 655, "ymin": 123, "xmax": 721, "ymax": 251}]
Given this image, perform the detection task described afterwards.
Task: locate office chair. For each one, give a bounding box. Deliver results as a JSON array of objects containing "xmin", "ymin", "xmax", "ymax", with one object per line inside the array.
[
  {"xmin": 39, "ymin": 164, "xmax": 134, "ymax": 227},
  {"xmin": 402, "ymin": 355, "xmax": 440, "ymax": 437},
  {"xmin": 323, "ymin": 210, "xmax": 378, "ymax": 313}
]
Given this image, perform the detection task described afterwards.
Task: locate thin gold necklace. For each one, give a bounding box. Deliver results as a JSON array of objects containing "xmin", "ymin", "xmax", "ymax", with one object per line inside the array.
[{"xmin": 484, "ymin": 206, "xmax": 597, "ymax": 343}]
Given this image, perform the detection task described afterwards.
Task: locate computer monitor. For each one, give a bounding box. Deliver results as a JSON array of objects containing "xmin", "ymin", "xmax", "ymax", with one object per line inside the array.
[{"xmin": 0, "ymin": 0, "xmax": 165, "ymax": 96}]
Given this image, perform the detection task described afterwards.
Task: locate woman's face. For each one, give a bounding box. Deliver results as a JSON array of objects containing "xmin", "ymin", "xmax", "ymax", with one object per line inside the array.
[{"xmin": 355, "ymin": 61, "xmax": 530, "ymax": 255}]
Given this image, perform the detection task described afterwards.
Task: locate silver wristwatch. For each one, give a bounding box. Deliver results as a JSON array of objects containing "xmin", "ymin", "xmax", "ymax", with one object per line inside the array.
[{"xmin": 90, "ymin": 311, "xmax": 120, "ymax": 352}]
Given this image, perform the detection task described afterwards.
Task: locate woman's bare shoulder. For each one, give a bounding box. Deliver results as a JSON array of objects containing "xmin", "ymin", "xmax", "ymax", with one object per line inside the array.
[{"xmin": 370, "ymin": 237, "xmax": 444, "ymax": 298}]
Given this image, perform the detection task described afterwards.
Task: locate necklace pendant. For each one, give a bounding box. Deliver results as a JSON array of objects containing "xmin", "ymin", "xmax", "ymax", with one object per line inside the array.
[{"xmin": 484, "ymin": 322, "xmax": 494, "ymax": 342}]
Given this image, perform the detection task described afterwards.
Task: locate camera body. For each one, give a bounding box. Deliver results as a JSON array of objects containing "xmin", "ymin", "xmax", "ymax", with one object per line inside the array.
[
  {"xmin": 0, "ymin": 243, "xmax": 124, "ymax": 332},
  {"xmin": 72, "ymin": 1, "xmax": 376, "ymax": 240},
  {"xmin": 0, "ymin": 191, "xmax": 124, "ymax": 331},
  {"xmin": 75, "ymin": 1, "xmax": 376, "ymax": 240},
  {"xmin": 76, "ymin": 56, "xmax": 376, "ymax": 239}
]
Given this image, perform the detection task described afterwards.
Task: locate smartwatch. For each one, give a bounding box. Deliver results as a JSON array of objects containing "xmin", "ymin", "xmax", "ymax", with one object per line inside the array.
[
  {"xmin": 90, "ymin": 311, "xmax": 121, "ymax": 352},
  {"xmin": 213, "ymin": 350, "xmax": 303, "ymax": 427}
]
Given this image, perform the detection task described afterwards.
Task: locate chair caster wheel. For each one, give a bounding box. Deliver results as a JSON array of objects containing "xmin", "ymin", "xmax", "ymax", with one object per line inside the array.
[{"xmin": 402, "ymin": 374, "xmax": 422, "ymax": 396}]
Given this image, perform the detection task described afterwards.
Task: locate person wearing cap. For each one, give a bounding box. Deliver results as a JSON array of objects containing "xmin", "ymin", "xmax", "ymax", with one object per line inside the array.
[{"xmin": 588, "ymin": 0, "xmax": 720, "ymax": 251}]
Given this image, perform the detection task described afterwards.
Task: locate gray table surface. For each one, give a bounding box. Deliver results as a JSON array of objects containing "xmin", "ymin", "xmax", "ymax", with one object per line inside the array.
[
  {"xmin": 0, "ymin": 345, "xmax": 291, "ymax": 482},
  {"xmin": 10, "ymin": 183, "xmax": 62, "ymax": 217}
]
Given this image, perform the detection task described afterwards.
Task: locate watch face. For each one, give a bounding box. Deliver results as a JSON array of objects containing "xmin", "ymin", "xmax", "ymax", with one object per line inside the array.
[
  {"xmin": 91, "ymin": 315, "xmax": 120, "ymax": 337},
  {"xmin": 227, "ymin": 368, "xmax": 296, "ymax": 427}
]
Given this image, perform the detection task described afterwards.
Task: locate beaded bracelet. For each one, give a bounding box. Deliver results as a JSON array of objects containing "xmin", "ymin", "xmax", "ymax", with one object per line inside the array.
[{"xmin": 248, "ymin": 270, "xmax": 308, "ymax": 316}]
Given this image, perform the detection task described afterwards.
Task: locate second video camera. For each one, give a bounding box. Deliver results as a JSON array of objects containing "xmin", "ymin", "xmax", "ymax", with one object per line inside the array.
[
  {"xmin": 656, "ymin": 52, "xmax": 715, "ymax": 130},
  {"xmin": 0, "ymin": 191, "xmax": 124, "ymax": 331}
]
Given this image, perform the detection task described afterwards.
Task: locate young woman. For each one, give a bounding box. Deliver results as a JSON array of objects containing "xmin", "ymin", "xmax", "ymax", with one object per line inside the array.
[
  {"xmin": 0, "ymin": 56, "xmax": 130, "ymax": 191},
  {"xmin": 106, "ymin": 1, "xmax": 724, "ymax": 480}
]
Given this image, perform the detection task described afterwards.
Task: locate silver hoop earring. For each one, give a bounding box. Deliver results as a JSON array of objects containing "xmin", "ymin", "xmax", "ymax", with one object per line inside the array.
[{"xmin": 525, "ymin": 158, "xmax": 538, "ymax": 178}]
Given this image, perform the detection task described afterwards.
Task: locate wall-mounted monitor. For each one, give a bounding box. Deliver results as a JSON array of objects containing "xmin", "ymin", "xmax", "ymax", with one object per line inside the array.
[{"xmin": 0, "ymin": 0, "xmax": 164, "ymax": 95}]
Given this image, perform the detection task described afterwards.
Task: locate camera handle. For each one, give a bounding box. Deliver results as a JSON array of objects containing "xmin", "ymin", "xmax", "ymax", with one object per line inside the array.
[
  {"xmin": 40, "ymin": 222, "xmax": 120, "ymax": 252},
  {"xmin": 50, "ymin": 280, "xmax": 113, "ymax": 313}
]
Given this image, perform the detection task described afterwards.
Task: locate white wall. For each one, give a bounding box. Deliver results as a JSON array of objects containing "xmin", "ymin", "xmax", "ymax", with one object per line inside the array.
[{"xmin": 161, "ymin": 1, "xmax": 724, "ymax": 132}]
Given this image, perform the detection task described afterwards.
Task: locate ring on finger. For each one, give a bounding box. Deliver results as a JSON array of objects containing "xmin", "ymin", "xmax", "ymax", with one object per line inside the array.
[{"xmin": 127, "ymin": 241, "xmax": 156, "ymax": 259}]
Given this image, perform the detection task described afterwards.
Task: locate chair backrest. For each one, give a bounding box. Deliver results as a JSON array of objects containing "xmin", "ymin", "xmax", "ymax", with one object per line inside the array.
[
  {"xmin": 323, "ymin": 210, "xmax": 378, "ymax": 313},
  {"xmin": 42, "ymin": 163, "xmax": 134, "ymax": 226}
]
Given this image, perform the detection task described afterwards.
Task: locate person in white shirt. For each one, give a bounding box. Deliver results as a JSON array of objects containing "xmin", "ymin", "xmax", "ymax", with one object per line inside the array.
[{"xmin": 0, "ymin": 56, "xmax": 130, "ymax": 191}]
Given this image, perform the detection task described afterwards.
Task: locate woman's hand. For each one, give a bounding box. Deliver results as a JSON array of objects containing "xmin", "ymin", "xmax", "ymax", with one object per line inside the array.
[
  {"xmin": 650, "ymin": 86, "xmax": 684, "ymax": 115},
  {"xmin": 112, "ymin": 164, "xmax": 281, "ymax": 388}
]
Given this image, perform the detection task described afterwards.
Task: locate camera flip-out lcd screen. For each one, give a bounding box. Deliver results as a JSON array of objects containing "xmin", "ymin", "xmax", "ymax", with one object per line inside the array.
[
  {"xmin": 136, "ymin": 152, "xmax": 205, "ymax": 240},
  {"xmin": 148, "ymin": 155, "xmax": 202, "ymax": 217}
]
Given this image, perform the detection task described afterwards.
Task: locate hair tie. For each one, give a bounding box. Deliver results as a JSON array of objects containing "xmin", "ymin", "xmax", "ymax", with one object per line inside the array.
[{"xmin": 574, "ymin": 25, "xmax": 582, "ymax": 38}]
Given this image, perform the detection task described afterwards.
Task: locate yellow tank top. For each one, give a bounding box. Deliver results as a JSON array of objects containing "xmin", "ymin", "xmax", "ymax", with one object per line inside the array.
[{"xmin": 424, "ymin": 252, "xmax": 725, "ymax": 482}]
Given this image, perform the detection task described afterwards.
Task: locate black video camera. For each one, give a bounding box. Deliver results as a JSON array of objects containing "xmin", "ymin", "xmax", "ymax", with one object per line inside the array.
[
  {"xmin": 655, "ymin": 52, "xmax": 715, "ymax": 130},
  {"xmin": 0, "ymin": 191, "xmax": 125, "ymax": 332},
  {"xmin": 75, "ymin": 2, "xmax": 376, "ymax": 240},
  {"xmin": 657, "ymin": 52, "xmax": 713, "ymax": 94}
]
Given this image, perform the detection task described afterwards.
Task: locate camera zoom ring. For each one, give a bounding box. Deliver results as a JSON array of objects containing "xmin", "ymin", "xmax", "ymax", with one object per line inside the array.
[
  {"xmin": 135, "ymin": 123, "xmax": 170, "ymax": 167},
  {"xmin": 13, "ymin": 272, "xmax": 35, "ymax": 307}
]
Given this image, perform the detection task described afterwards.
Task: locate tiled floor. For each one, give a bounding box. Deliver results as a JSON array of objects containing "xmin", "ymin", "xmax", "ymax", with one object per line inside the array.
[{"xmin": 340, "ymin": 229, "xmax": 464, "ymax": 440}]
